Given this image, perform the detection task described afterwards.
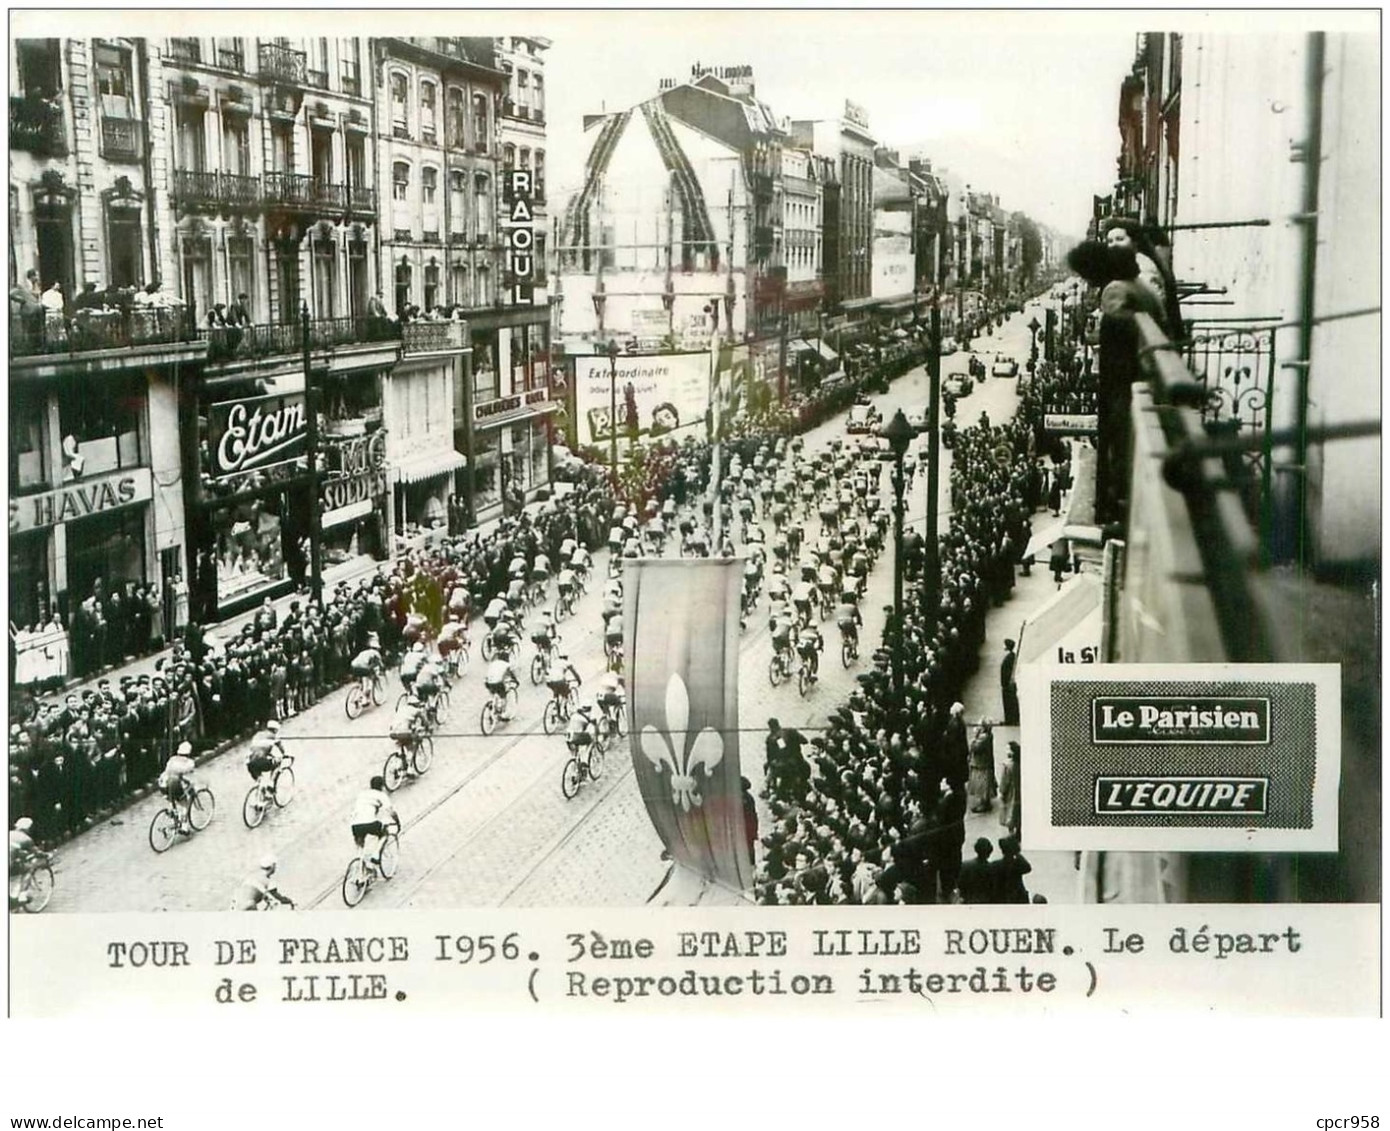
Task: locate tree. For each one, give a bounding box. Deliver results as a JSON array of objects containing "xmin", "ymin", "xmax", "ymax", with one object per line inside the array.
[{"xmin": 1017, "ymin": 214, "xmax": 1043, "ymax": 283}]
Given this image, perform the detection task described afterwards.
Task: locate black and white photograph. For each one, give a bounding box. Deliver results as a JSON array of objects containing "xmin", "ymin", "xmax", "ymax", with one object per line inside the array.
[{"xmin": 4, "ymin": 7, "xmax": 1381, "ymax": 1044}]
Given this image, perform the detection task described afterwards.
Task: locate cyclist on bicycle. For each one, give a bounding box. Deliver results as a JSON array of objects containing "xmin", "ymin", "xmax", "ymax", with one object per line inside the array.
[
  {"xmin": 559, "ymin": 536, "xmax": 577, "ymax": 564},
  {"xmin": 484, "ymin": 655, "xmax": 518, "ymax": 722},
  {"xmin": 817, "ymin": 559, "xmax": 840, "ymax": 608},
  {"xmin": 399, "ymin": 641, "xmax": 427, "ymax": 692},
  {"xmin": 350, "ymin": 639, "xmax": 384, "ymax": 691},
  {"xmin": 797, "ymin": 621, "xmax": 824, "ymax": 681},
  {"xmin": 508, "ymin": 553, "xmax": 529, "ymax": 583},
  {"xmin": 230, "ymin": 855, "xmax": 295, "ymax": 911},
  {"xmin": 413, "ymin": 656, "xmax": 442, "ymax": 724},
  {"xmin": 770, "ymin": 610, "xmax": 794, "ymax": 666},
  {"xmin": 437, "ymin": 614, "xmax": 467, "ymax": 669},
  {"xmin": 246, "ymin": 719, "xmax": 286, "ymax": 786},
  {"xmin": 571, "ymin": 544, "xmax": 592, "ymax": 577},
  {"xmin": 351, "ymin": 776, "xmax": 400, "ymax": 877},
  {"xmin": 9, "ymin": 817, "xmax": 48, "ymax": 910},
  {"xmin": 390, "ymin": 692, "xmax": 425, "ymax": 748},
  {"xmin": 159, "ymin": 742, "xmax": 199, "ymax": 830},
  {"xmin": 565, "ymin": 702, "xmax": 600, "ymax": 769},
  {"xmin": 531, "ymin": 551, "xmax": 551, "ymax": 590},
  {"xmin": 600, "ymin": 581, "xmax": 623, "ymax": 632},
  {"xmin": 483, "ymin": 594, "xmax": 509, "ymax": 632},
  {"xmin": 595, "ymin": 669, "xmax": 625, "ymax": 730},
  {"xmin": 556, "ymin": 564, "xmax": 578, "ymax": 613},
  {"xmin": 604, "ymin": 611, "xmax": 624, "ymax": 664},
  {"xmin": 553, "ymin": 651, "xmax": 583, "ymax": 693},
  {"xmin": 791, "ymin": 577, "xmax": 815, "ymax": 626},
  {"xmin": 836, "ymin": 591, "xmax": 863, "ymax": 652}
]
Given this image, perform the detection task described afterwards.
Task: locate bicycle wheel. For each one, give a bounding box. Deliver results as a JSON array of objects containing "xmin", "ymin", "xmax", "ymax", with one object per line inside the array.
[
  {"xmin": 395, "ymin": 692, "xmax": 409, "ymax": 712},
  {"xmin": 435, "ymin": 687, "xmax": 451, "ymax": 716},
  {"xmin": 411, "ymin": 736, "xmax": 434, "ymax": 776},
  {"xmin": 242, "ymin": 784, "xmax": 267, "ymax": 829},
  {"xmin": 341, "ymin": 858, "xmax": 367, "ymax": 907},
  {"xmin": 560, "ymin": 757, "xmax": 582, "ymax": 800},
  {"xmin": 377, "ymin": 834, "xmax": 400, "ymax": 880},
  {"xmin": 768, "ymin": 655, "xmax": 785, "ymax": 688},
  {"xmin": 345, "ymin": 685, "xmax": 365, "ymax": 720},
  {"xmin": 530, "ymin": 653, "xmax": 546, "ymax": 686},
  {"xmin": 272, "ymin": 766, "xmax": 296, "ymax": 807},
  {"xmin": 614, "ymin": 705, "xmax": 628, "ymax": 739},
  {"xmin": 480, "ymin": 699, "xmax": 498, "ymax": 737},
  {"xmin": 189, "ymin": 788, "xmax": 215, "ymax": 831},
  {"xmin": 371, "ymin": 675, "xmax": 387, "ymax": 706},
  {"xmin": 481, "ymin": 634, "xmax": 496, "ymax": 662},
  {"xmin": 148, "ymin": 808, "xmax": 177, "ymax": 853},
  {"xmin": 506, "ymin": 685, "xmax": 519, "ymax": 716},
  {"xmin": 798, "ymin": 666, "xmax": 811, "ymax": 698},
  {"xmin": 588, "ymin": 746, "xmax": 606, "ymax": 782},
  {"xmin": 543, "ymin": 698, "xmax": 561, "ymax": 735},
  {"xmin": 23, "ymin": 864, "xmax": 55, "ymax": 913},
  {"xmin": 382, "ymin": 751, "xmax": 406, "ymax": 792},
  {"xmin": 842, "ymin": 639, "xmax": 855, "ymax": 669}
]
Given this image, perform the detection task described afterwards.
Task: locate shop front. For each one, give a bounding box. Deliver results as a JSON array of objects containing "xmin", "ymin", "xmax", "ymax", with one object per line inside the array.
[
  {"xmin": 467, "ymin": 387, "xmax": 556, "ymax": 523},
  {"xmin": 386, "ymin": 349, "xmax": 467, "ymax": 553},
  {"xmin": 320, "ymin": 429, "xmax": 391, "ymax": 582}
]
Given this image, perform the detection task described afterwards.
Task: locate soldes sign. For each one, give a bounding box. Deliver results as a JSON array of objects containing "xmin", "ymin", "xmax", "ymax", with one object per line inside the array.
[{"xmin": 209, "ymin": 393, "xmax": 308, "ymax": 479}]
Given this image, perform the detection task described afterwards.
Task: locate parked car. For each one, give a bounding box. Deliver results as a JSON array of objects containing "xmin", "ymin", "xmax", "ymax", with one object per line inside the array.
[
  {"xmin": 943, "ymin": 372, "xmax": 973, "ymax": 398},
  {"xmin": 991, "ymin": 353, "xmax": 1019, "ymax": 378}
]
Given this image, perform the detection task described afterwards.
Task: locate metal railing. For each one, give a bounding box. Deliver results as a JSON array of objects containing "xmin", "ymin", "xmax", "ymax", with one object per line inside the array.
[
  {"xmin": 263, "ymin": 171, "xmax": 346, "ymax": 213},
  {"xmin": 258, "ymin": 42, "xmax": 307, "ymax": 85},
  {"xmin": 10, "ymin": 307, "xmax": 198, "ymax": 359},
  {"xmin": 167, "ymin": 38, "xmax": 202, "ymax": 64},
  {"xmin": 348, "ymin": 184, "xmax": 377, "ymax": 214},
  {"xmin": 202, "ymin": 316, "xmax": 400, "ymax": 364},
  {"xmin": 217, "ymin": 47, "xmax": 246, "ymax": 72},
  {"xmin": 306, "ymin": 67, "xmax": 329, "ymax": 89},
  {"xmin": 172, "ymin": 169, "xmax": 263, "ymax": 209},
  {"xmin": 10, "ymin": 95, "xmax": 67, "ymax": 157},
  {"xmin": 340, "ymin": 65, "xmax": 361, "ymax": 96},
  {"xmin": 402, "ymin": 320, "xmax": 467, "ymax": 353}
]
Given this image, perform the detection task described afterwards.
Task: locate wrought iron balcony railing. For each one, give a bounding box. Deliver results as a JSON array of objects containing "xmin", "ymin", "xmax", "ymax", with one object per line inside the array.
[
  {"xmin": 263, "ymin": 171, "xmax": 347, "ymax": 213},
  {"xmin": 402, "ymin": 320, "xmax": 467, "ymax": 353},
  {"xmin": 172, "ymin": 169, "xmax": 264, "ymax": 211},
  {"xmin": 258, "ymin": 42, "xmax": 307, "ymax": 85},
  {"xmin": 10, "ymin": 306, "xmax": 199, "ymax": 359},
  {"xmin": 10, "ymin": 95, "xmax": 67, "ymax": 157},
  {"xmin": 348, "ymin": 184, "xmax": 377, "ymax": 215},
  {"xmin": 202, "ymin": 316, "xmax": 400, "ymax": 364}
]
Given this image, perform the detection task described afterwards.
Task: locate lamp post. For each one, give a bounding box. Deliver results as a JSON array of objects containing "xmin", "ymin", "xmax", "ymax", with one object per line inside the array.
[
  {"xmin": 1027, "ymin": 315, "xmax": 1041, "ymax": 375},
  {"xmin": 605, "ymin": 338, "xmax": 619, "ymax": 482},
  {"xmin": 881, "ymin": 407, "xmax": 914, "ymax": 711},
  {"xmin": 301, "ymin": 299, "xmax": 323, "ymax": 607}
]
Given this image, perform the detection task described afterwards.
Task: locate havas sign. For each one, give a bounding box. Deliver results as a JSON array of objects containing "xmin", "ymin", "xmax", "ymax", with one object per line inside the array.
[
  {"xmin": 10, "ymin": 467, "xmax": 153, "ymax": 534},
  {"xmin": 209, "ymin": 393, "xmax": 308, "ymax": 479}
]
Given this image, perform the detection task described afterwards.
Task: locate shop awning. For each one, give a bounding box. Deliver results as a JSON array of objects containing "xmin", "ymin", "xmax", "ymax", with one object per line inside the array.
[
  {"xmin": 788, "ymin": 338, "xmax": 815, "ymax": 354},
  {"xmin": 394, "ymin": 448, "xmax": 467, "ymax": 484},
  {"xmin": 814, "ymin": 341, "xmax": 838, "ymax": 362},
  {"xmin": 322, "ymin": 497, "xmax": 374, "ymax": 529}
]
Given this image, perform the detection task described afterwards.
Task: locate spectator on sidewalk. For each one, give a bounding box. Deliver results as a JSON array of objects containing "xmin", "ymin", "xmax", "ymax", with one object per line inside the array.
[
  {"xmin": 999, "ymin": 740, "xmax": 1021, "ymax": 841},
  {"xmin": 991, "ymin": 834, "xmax": 1032, "ymax": 904},
  {"xmin": 968, "ymin": 721, "xmax": 997, "ymax": 813},
  {"xmin": 958, "ymin": 837, "xmax": 998, "ymax": 904},
  {"xmin": 1000, "ymin": 638, "xmax": 1020, "ymax": 725}
]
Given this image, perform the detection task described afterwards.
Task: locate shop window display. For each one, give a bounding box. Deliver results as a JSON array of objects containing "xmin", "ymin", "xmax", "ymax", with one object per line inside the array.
[{"xmin": 212, "ymin": 495, "xmax": 287, "ymax": 606}]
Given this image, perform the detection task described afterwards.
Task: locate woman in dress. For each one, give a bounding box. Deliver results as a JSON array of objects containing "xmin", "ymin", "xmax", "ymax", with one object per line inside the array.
[
  {"xmin": 998, "ymin": 739, "xmax": 1021, "ymax": 840},
  {"xmin": 967, "ymin": 722, "xmax": 997, "ymax": 813}
]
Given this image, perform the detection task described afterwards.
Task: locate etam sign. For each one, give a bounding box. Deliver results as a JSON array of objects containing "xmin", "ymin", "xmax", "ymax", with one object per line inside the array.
[
  {"xmin": 506, "ymin": 170, "xmax": 537, "ymax": 302},
  {"xmin": 209, "ymin": 392, "xmax": 308, "ymax": 479}
]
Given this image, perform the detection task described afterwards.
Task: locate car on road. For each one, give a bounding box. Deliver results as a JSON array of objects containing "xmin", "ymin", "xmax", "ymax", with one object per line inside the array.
[
  {"xmin": 846, "ymin": 404, "xmax": 881, "ymax": 434},
  {"xmin": 991, "ymin": 353, "xmax": 1019, "ymax": 378},
  {"xmin": 943, "ymin": 367, "xmax": 973, "ymax": 398},
  {"xmin": 906, "ymin": 408, "xmax": 928, "ymax": 434},
  {"xmin": 939, "ymin": 336, "xmax": 959, "ymax": 356}
]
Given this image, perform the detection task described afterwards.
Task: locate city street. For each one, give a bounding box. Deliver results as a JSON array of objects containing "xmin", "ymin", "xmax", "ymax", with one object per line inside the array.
[{"xmin": 43, "ymin": 314, "xmax": 1039, "ymax": 913}]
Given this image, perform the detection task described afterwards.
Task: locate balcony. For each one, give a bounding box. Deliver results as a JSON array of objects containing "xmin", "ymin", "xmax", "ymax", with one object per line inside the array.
[
  {"xmin": 172, "ymin": 169, "xmax": 263, "ymax": 212},
  {"xmin": 10, "ymin": 95, "xmax": 67, "ymax": 158},
  {"xmin": 321, "ymin": 405, "xmax": 383, "ymax": 441},
  {"xmin": 202, "ymin": 316, "xmax": 400, "ymax": 364},
  {"xmin": 340, "ymin": 67, "xmax": 361, "ymax": 97},
  {"xmin": 10, "ymin": 306, "xmax": 198, "ymax": 360},
  {"xmin": 167, "ymin": 38, "xmax": 202, "ymax": 65},
  {"xmin": 258, "ymin": 42, "xmax": 307, "ymax": 86},
  {"xmin": 263, "ymin": 171, "xmax": 346, "ymax": 215},
  {"xmin": 97, "ymin": 116, "xmax": 143, "ymax": 162},
  {"xmin": 217, "ymin": 47, "xmax": 246, "ymax": 72},
  {"xmin": 306, "ymin": 67, "xmax": 329, "ymax": 89},
  {"xmin": 402, "ymin": 320, "xmax": 467, "ymax": 354},
  {"xmin": 348, "ymin": 184, "xmax": 377, "ymax": 217}
]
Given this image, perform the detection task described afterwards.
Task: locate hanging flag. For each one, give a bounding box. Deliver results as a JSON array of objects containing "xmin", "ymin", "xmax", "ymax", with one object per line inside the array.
[{"xmin": 625, "ymin": 558, "xmax": 751, "ymax": 892}]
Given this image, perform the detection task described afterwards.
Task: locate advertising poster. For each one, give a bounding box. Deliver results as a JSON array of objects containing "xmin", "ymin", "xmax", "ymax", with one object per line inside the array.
[{"xmin": 573, "ymin": 351, "xmax": 711, "ymax": 450}]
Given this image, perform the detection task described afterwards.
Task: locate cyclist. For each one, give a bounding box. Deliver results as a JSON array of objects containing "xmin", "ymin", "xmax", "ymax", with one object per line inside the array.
[
  {"xmin": 246, "ymin": 719, "xmax": 286, "ymax": 789},
  {"xmin": 350, "ymin": 637, "xmax": 385, "ymax": 694},
  {"xmin": 797, "ymin": 621, "xmax": 824, "ymax": 681},
  {"xmin": 836, "ymin": 590, "xmax": 863, "ymax": 654},
  {"xmin": 600, "ymin": 581, "xmax": 623, "ymax": 633},
  {"xmin": 553, "ymin": 651, "xmax": 583, "ymax": 693},
  {"xmin": 531, "ymin": 551, "xmax": 551, "ymax": 591},
  {"xmin": 159, "ymin": 742, "xmax": 199, "ymax": 831},
  {"xmin": 484, "ymin": 654, "xmax": 517, "ymax": 722},
  {"xmin": 571, "ymin": 543, "xmax": 593, "ymax": 581},
  {"xmin": 389, "ymin": 691, "xmax": 425, "ymax": 749},
  {"xmin": 770, "ymin": 607, "xmax": 794, "ymax": 669},
  {"xmin": 399, "ymin": 640, "xmax": 428, "ymax": 693},
  {"xmin": 230, "ymin": 855, "xmax": 295, "ymax": 911},
  {"xmin": 437, "ymin": 614, "xmax": 467, "ymax": 673},
  {"xmin": 350, "ymin": 775, "xmax": 400, "ymax": 877},
  {"xmin": 483, "ymin": 594, "xmax": 509, "ymax": 633},
  {"xmin": 413, "ymin": 655, "xmax": 443, "ymax": 724},
  {"xmin": 565, "ymin": 702, "xmax": 600, "ymax": 771},
  {"xmin": 559, "ymin": 536, "xmax": 578, "ymax": 565},
  {"xmin": 791, "ymin": 575, "xmax": 815, "ymax": 627},
  {"xmin": 595, "ymin": 668, "xmax": 625, "ymax": 733},
  {"xmin": 604, "ymin": 611, "xmax": 625, "ymax": 668},
  {"xmin": 816, "ymin": 558, "xmax": 840, "ymax": 609},
  {"xmin": 555, "ymin": 563, "xmax": 578, "ymax": 614},
  {"xmin": 8, "ymin": 817, "xmax": 48, "ymax": 910}
]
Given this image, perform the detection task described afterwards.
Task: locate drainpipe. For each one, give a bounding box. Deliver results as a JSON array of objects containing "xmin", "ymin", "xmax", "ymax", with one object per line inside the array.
[
  {"xmin": 135, "ymin": 39, "xmax": 162, "ymax": 285},
  {"xmin": 1286, "ymin": 31, "xmax": 1325, "ymax": 572}
]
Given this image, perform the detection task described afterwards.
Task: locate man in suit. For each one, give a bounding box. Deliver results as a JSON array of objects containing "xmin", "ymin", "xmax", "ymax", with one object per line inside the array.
[{"xmin": 1000, "ymin": 638, "xmax": 1020, "ymax": 726}]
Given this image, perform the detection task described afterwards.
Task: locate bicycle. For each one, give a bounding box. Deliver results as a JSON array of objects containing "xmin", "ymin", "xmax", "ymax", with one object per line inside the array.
[
  {"xmin": 382, "ymin": 731, "xmax": 434, "ymax": 791},
  {"xmin": 797, "ymin": 649, "xmax": 820, "ymax": 698},
  {"xmin": 481, "ymin": 627, "xmax": 518, "ymax": 664},
  {"xmin": 344, "ymin": 671, "xmax": 387, "ymax": 720},
  {"xmin": 398, "ymin": 686, "xmax": 449, "ymax": 732},
  {"xmin": 839, "ymin": 624, "xmax": 861, "ymax": 668},
  {"xmin": 542, "ymin": 675, "xmax": 580, "ymax": 735},
  {"xmin": 560, "ymin": 736, "xmax": 606, "ymax": 800},
  {"xmin": 554, "ymin": 586, "xmax": 577, "ymax": 622},
  {"xmin": 530, "ymin": 636, "xmax": 556, "ymax": 686},
  {"xmin": 480, "ymin": 672, "xmax": 521, "ymax": 736},
  {"xmin": 441, "ymin": 635, "xmax": 470, "ymax": 680},
  {"xmin": 10, "ymin": 854, "xmax": 55, "ymax": 913},
  {"xmin": 604, "ymin": 636, "xmax": 624, "ymax": 674},
  {"xmin": 149, "ymin": 786, "xmax": 215, "ymax": 853},
  {"xmin": 341, "ymin": 822, "xmax": 401, "ymax": 908},
  {"xmin": 768, "ymin": 640, "xmax": 795, "ymax": 688},
  {"xmin": 242, "ymin": 753, "xmax": 297, "ymax": 829}
]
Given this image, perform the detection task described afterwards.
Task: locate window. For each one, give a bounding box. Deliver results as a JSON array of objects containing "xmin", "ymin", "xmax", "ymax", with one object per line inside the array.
[
  {"xmin": 503, "ymin": 143, "xmax": 516, "ymax": 170},
  {"xmin": 471, "ymin": 92, "xmax": 489, "ymax": 151},
  {"xmin": 450, "ymin": 264, "xmax": 468, "ymax": 307},
  {"xmin": 449, "ymin": 171, "xmax": 467, "ymax": 234},
  {"xmin": 175, "ymin": 103, "xmax": 206, "ymax": 172},
  {"xmin": 95, "ymin": 44, "xmax": 133, "ymax": 117},
  {"xmin": 216, "ymin": 37, "xmax": 244, "ymax": 71},
  {"xmin": 474, "ymin": 174, "xmax": 491, "ymax": 238},
  {"xmin": 475, "ymin": 263, "xmax": 490, "ymax": 306},
  {"xmin": 392, "ymin": 162, "xmax": 410, "ymax": 202},
  {"xmin": 106, "ymin": 208, "xmax": 143, "ymax": 290},
  {"xmin": 519, "ymin": 147, "xmax": 530, "ymax": 170},
  {"xmin": 394, "ymin": 261, "xmax": 411, "ymax": 315},
  {"xmin": 423, "ymin": 262, "xmax": 439, "ymax": 312},
  {"xmin": 390, "ymin": 71, "xmax": 409, "ymax": 136},
  {"xmin": 311, "ymin": 128, "xmax": 332, "ymax": 183},
  {"xmin": 270, "ymin": 122, "xmax": 293, "ymax": 173},
  {"xmin": 180, "ymin": 234, "xmax": 213, "ymax": 323},
  {"xmin": 16, "ymin": 39, "xmax": 62, "ymax": 99},
  {"xmin": 533, "ymin": 73, "xmax": 544, "ymax": 113},
  {"xmin": 228, "ymin": 235, "xmax": 255, "ymax": 315},
  {"xmin": 446, "ymin": 87, "xmax": 466, "ymax": 148},
  {"xmin": 346, "ymin": 137, "xmax": 366, "ymax": 190},
  {"xmin": 222, "ymin": 115, "xmax": 250, "ymax": 176},
  {"xmin": 347, "ymin": 237, "xmax": 369, "ymax": 319},
  {"xmin": 58, "ymin": 370, "xmax": 144, "ymax": 474},
  {"xmin": 420, "ymin": 81, "xmax": 437, "ymax": 139},
  {"xmin": 535, "ymin": 149, "xmax": 545, "ymax": 198},
  {"xmin": 339, "ymin": 38, "xmax": 360, "ymax": 94},
  {"xmin": 274, "ymin": 241, "xmax": 300, "ymax": 322},
  {"xmin": 421, "ymin": 167, "xmax": 437, "ymax": 206},
  {"xmin": 168, "ymin": 37, "xmax": 201, "ymax": 64},
  {"xmin": 312, "ymin": 235, "xmax": 336, "ymax": 318}
]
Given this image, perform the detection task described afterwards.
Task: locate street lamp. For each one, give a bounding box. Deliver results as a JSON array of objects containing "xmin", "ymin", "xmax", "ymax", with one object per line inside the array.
[
  {"xmin": 881, "ymin": 407, "xmax": 914, "ymax": 711},
  {"xmin": 1027, "ymin": 315, "xmax": 1041, "ymax": 374},
  {"xmin": 605, "ymin": 338, "xmax": 620, "ymax": 481}
]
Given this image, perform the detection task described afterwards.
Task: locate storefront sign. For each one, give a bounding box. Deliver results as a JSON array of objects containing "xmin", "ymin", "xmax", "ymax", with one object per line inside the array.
[
  {"xmin": 210, "ymin": 393, "xmax": 308, "ymax": 478},
  {"xmin": 10, "ymin": 467, "xmax": 153, "ymax": 534},
  {"xmin": 320, "ymin": 431, "xmax": 388, "ymax": 515},
  {"xmin": 506, "ymin": 170, "xmax": 536, "ymax": 304},
  {"xmin": 574, "ymin": 351, "xmax": 713, "ymax": 452},
  {"xmin": 1044, "ymin": 413, "xmax": 1099, "ymax": 435},
  {"xmin": 474, "ymin": 387, "xmax": 551, "ymax": 427},
  {"xmin": 321, "ymin": 469, "xmax": 389, "ymax": 515}
]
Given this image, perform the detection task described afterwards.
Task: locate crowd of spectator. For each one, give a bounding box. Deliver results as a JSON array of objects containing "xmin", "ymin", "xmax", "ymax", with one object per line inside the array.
[{"xmin": 755, "ymin": 401, "xmax": 1045, "ymax": 906}]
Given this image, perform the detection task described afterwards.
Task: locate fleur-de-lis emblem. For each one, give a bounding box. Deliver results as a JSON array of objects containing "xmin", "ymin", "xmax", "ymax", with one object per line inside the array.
[{"xmin": 640, "ymin": 672, "xmax": 724, "ymax": 811}]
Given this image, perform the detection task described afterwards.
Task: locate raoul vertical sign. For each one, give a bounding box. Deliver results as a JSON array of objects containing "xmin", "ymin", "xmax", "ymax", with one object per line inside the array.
[{"xmin": 506, "ymin": 170, "xmax": 537, "ymax": 303}]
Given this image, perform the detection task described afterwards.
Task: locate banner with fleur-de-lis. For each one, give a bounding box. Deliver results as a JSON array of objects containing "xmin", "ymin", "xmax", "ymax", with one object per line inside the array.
[{"xmin": 625, "ymin": 558, "xmax": 751, "ymax": 893}]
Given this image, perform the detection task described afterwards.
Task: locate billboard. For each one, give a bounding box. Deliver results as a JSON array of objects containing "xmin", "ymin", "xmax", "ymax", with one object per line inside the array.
[{"xmin": 574, "ymin": 351, "xmax": 711, "ymax": 450}]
